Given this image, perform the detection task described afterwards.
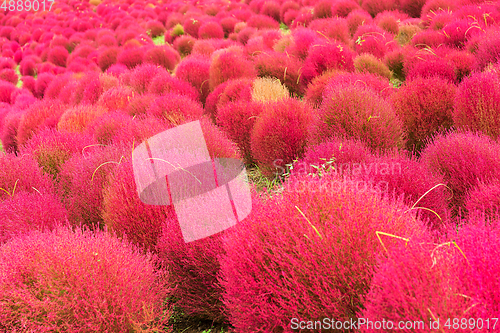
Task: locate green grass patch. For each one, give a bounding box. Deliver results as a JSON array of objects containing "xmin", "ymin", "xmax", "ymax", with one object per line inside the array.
[
  {"xmin": 153, "ymin": 35, "xmax": 166, "ymax": 45},
  {"xmin": 15, "ymin": 65, "xmax": 22, "ymax": 88}
]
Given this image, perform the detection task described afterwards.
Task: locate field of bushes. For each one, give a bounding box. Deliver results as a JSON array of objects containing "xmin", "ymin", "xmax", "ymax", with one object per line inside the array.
[{"xmin": 0, "ymin": 0, "xmax": 500, "ymax": 331}]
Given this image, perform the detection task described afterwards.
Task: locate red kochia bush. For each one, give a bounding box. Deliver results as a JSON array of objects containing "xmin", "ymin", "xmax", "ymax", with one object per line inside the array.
[
  {"xmin": 143, "ymin": 45, "xmax": 181, "ymax": 71},
  {"xmin": 58, "ymin": 145, "xmax": 125, "ymax": 228},
  {"xmin": 97, "ymin": 46, "xmax": 119, "ymax": 71},
  {"xmin": 16, "ymin": 99, "xmax": 66, "ymax": 147},
  {"xmin": 0, "ymin": 81, "xmax": 16, "ymax": 103},
  {"xmin": 391, "ymin": 77, "xmax": 456, "ymax": 152},
  {"xmin": 475, "ymin": 28, "xmax": 500, "ymax": 71},
  {"xmin": 117, "ymin": 46, "xmax": 143, "ymax": 69},
  {"xmin": 254, "ymin": 51, "xmax": 305, "ymax": 97},
  {"xmin": 0, "ymin": 191, "xmax": 67, "ymax": 244},
  {"xmin": 0, "ymin": 69, "xmax": 18, "ymax": 85},
  {"xmin": 129, "ymin": 64, "xmax": 169, "ymax": 94},
  {"xmin": 209, "ymin": 48, "xmax": 256, "ymax": 91},
  {"xmin": 301, "ymin": 39, "xmax": 355, "ymax": 86},
  {"xmin": 312, "ymin": 83, "xmax": 404, "ymax": 152},
  {"xmin": 217, "ymin": 100, "xmax": 264, "ymax": 163},
  {"xmin": 0, "ymin": 227, "xmax": 171, "ymax": 332},
  {"xmin": 353, "ymin": 24, "xmax": 395, "ymax": 59},
  {"xmin": 251, "ymin": 99, "xmax": 313, "ymax": 177},
  {"xmin": 198, "ymin": 21, "xmax": 225, "ymax": 40},
  {"xmin": 453, "ymin": 72, "xmax": 500, "ymax": 140},
  {"xmin": 221, "ymin": 174, "xmax": 425, "ymax": 332},
  {"xmin": 420, "ymin": 131, "xmax": 500, "ymax": 215},
  {"xmin": 47, "ymin": 46, "xmax": 69, "ymax": 67},
  {"xmin": 102, "ymin": 158, "xmax": 177, "ymax": 250},
  {"xmin": 308, "ymin": 18, "xmax": 350, "ymax": 45},
  {"xmin": 97, "ymin": 86, "xmax": 135, "ymax": 112},
  {"xmin": 0, "ymin": 153, "xmax": 54, "ymax": 201},
  {"xmin": 148, "ymin": 93, "xmax": 204, "ymax": 126},
  {"xmin": 174, "ymin": 55, "xmax": 211, "ymax": 104},
  {"xmin": 465, "ymin": 180, "xmax": 500, "ymax": 219},
  {"xmin": 405, "ymin": 57, "xmax": 457, "ymax": 83},
  {"xmin": 148, "ymin": 71, "xmax": 200, "ymax": 101},
  {"xmin": 362, "ymin": 219, "xmax": 500, "ymax": 331}
]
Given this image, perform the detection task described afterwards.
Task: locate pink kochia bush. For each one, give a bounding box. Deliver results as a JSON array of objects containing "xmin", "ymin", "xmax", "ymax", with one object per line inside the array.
[
  {"xmin": 217, "ymin": 100, "xmax": 264, "ymax": 163},
  {"xmin": 0, "ymin": 227, "xmax": 171, "ymax": 332},
  {"xmin": 143, "ymin": 45, "xmax": 181, "ymax": 71},
  {"xmin": 174, "ymin": 55, "xmax": 211, "ymax": 104},
  {"xmin": 465, "ymin": 179, "xmax": 500, "ymax": 219},
  {"xmin": 453, "ymin": 72, "xmax": 500, "ymax": 140},
  {"xmin": 391, "ymin": 77, "xmax": 456, "ymax": 152},
  {"xmin": 16, "ymin": 99, "xmax": 66, "ymax": 147},
  {"xmin": 361, "ymin": 219, "xmax": 500, "ymax": 331},
  {"xmin": 148, "ymin": 71, "xmax": 200, "ymax": 101},
  {"xmin": 0, "ymin": 191, "xmax": 67, "ymax": 244},
  {"xmin": 102, "ymin": 159, "xmax": 177, "ymax": 250},
  {"xmin": 220, "ymin": 174, "xmax": 425, "ymax": 332},
  {"xmin": 420, "ymin": 131, "xmax": 500, "ymax": 215},
  {"xmin": 208, "ymin": 48, "xmax": 257, "ymax": 91},
  {"xmin": 251, "ymin": 98, "xmax": 313, "ymax": 177},
  {"xmin": 312, "ymin": 83, "xmax": 404, "ymax": 152},
  {"xmin": 301, "ymin": 39, "xmax": 355, "ymax": 86}
]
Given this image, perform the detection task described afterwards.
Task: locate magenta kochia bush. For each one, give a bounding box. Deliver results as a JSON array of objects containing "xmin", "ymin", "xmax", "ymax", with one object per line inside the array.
[
  {"xmin": 58, "ymin": 145, "xmax": 126, "ymax": 228},
  {"xmin": 254, "ymin": 51, "xmax": 305, "ymax": 97},
  {"xmin": 129, "ymin": 63, "xmax": 169, "ymax": 94},
  {"xmin": 251, "ymin": 99, "xmax": 313, "ymax": 177},
  {"xmin": 103, "ymin": 158, "xmax": 177, "ymax": 250},
  {"xmin": 217, "ymin": 100, "xmax": 264, "ymax": 163},
  {"xmin": 420, "ymin": 131, "xmax": 500, "ymax": 215},
  {"xmin": 208, "ymin": 48, "xmax": 256, "ymax": 91},
  {"xmin": 174, "ymin": 55, "xmax": 211, "ymax": 104},
  {"xmin": 312, "ymin": 83, "xmax": 404, "ymax": 152},
  {"xmin": 143, "ymin": 45, "xmax": 181, "ymax": 71},
  {"xmin": 362, "ymin": 152, "xmax": 451, "ymax": 229},
  {"xmin": 148, "ymin": 71, "xmax": 200, "ymax": 102},
  {"xmin": 362, "ymin": 219, "xmax": 500, "ymax": 331},
  {"xmin": 391, "ymin": 77, "xmax": 456, "ymax": 152},
  {"xmin": 0, "ymin": 153, "xmax": 54, "ymax": 201},
  {"xmin": 16, "ymin": 99, "xmax": 66, "ymax": 147},
  {"xmin": 0, "ymin": 227, "xmax": 171, "ymax": 332},
  {"xmin": 453, "ymin": 72, "xmax": 500, "ymax": 140},
  {"xmin": 353, "ymin": 24, "xmax": 395, "ymax": 59},
  {"xmin": 47, "ymin": 46, "xmax": 69, "ymax": 67},
  {"xmin": 204, "ymin": 78, "xmax": 254, "ymax": 121},
  {"xmin": 465, "ymin": 180, "xmax": 500, "ymax": 219},
  {"xmin": 220, "ymin": 174, "xmax": 425, "ymax": 332},
  {"xmin": 0, "ymin": 191, "xmax": 67, "ymax": 244},
  {"xmin": 147, "ymin": 93, "xmax": 204, "ymax": 126},
  {"xmin": 301, "ymin": 39, "xmax": 355, "ymax": 86},
  {"xmin": 19, "ymin": 128, "xmax": 96, "ymax": 179}
]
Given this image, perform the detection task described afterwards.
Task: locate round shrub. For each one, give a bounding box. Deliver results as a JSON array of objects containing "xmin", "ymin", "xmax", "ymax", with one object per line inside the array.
[
  {"xmin": 0, "ymin": 191, "xmax": 67, "ymax": 244},
  {"xmin": 148, "ymin": 71, "xmax": 200, "ymax": 101},
  {"xmin": 129, "ymin": 64, "xmax": 169, "ymax": 94},
  {"xmin": 143, "ymin": 45, "xmax": 180, "ymax": 71},
  {"xmin": 405, "ymin": 57, "xmax": 457, "ymax": 83},
  {"xmin": 308, "ymin": 17, "xmax": 350, "ymax": 45},
  {"xmin": 391, "ymin": 77, "xmax": 456, "ymax": 152},
  {"xmin": 0, "ymin": 153, "xmax": 54, "ymax": 201},
  {"xmin": 353, "ymin": 24, "xmax": 395, "ymax": 59},
  {"xmin": 47, "ymin": 46, "xmax": 69, "ymax": 67},
  {"xmin": 346, "ymin": 9, "xmax": 373, "ymax": 36},
  {"xmin": 148, "ymin": 93, "xmax": 204, "ymax": 126},
  {"xmin": 420, "ymin": 131, "xmax": 500, "ymax": 215},
  {"xmin": 0, "ymin": 68, "xmax": 18, "ymax": 85},
  {"xmin": 117, "ymin": 47, "xmax": 143, "ymax": 69},
  {"xmin": 102, "ymin": 158, "xmax": 177, "ymax": 250},
  {"xmin": 453, "ymin": 72, "xmax": 500, "ymax": 139},
  {"xmin": 198, "ymin": 21, "xmax": 224, "ymax": 39},
  {"xmin": 208, "ymin": 48, "xmax": 257, "ymax": 91},
  {"xmin": 312, "ymin": 83, "xmax": 404, "ymax": 152},
  {"xmin": 146, "ymin": 20, "xmax": 166, "ymax": 38},
  {"xmin": 44, "ymin": 74, "xmax": 76, "ymax": 100},
  {"xmin": 221, "ymin": 173, "xmax": 425, "ymax": 332},
  {"xmin": 247, "ymin": 14, "xmax": 280, "ymax": 30},
  {"xmin": 354, "ymin": 53, "xmax": 391, "ymax": 79},
  {"xmin": 175, "ymin": 55, "xmax": 211, "ymax": 104},
  {"xmin": 217, "ymin": 100, "xmax": 264, "ymax": 163},
  {"xmin": 57, "ymin": 104, "xmax": 108, "ymax": 133},
  {"xmin": 475, "ymin": 28, "xmax": 500, "ymax": 71},
  {"xmin": 58, "ymin": 145, "xmax": 125, "ymax": 228},
  {"xmin": 361, "ymin": 0, "xmax": 399, "ymax": 17},
  {"xmin": 0, "ymin": 227, "xmax": 171, "ymax": 331},
  {"xmin": 465, "ymin": 180, "xmax": 500, "ymax": 219},
  {"xmin": 301, "ymin": 39, "xmax": 355, "ymax": 86},
  {"xmin": 0, "ymin": 81, "xmax": 16, "ymax": 103},
  {"xmin": 97, "ymin": 86, "xmax": 135, "ymax": 112},
  {"xmin": 251, "ymin": 98, "xmax": 313, "ymax": 177},
  {"xmin": 97, "ymin": 46, "xmax": 119, "ymax": 71},
  {"xmin": 16, "ymin": 99, "xmax": 66, "ymax": 147}
]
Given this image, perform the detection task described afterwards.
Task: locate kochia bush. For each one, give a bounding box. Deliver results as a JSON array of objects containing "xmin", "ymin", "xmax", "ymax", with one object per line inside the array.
[{"xmin": 0, "ymin": 227, "xmax": 171, "ymax": 332}]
